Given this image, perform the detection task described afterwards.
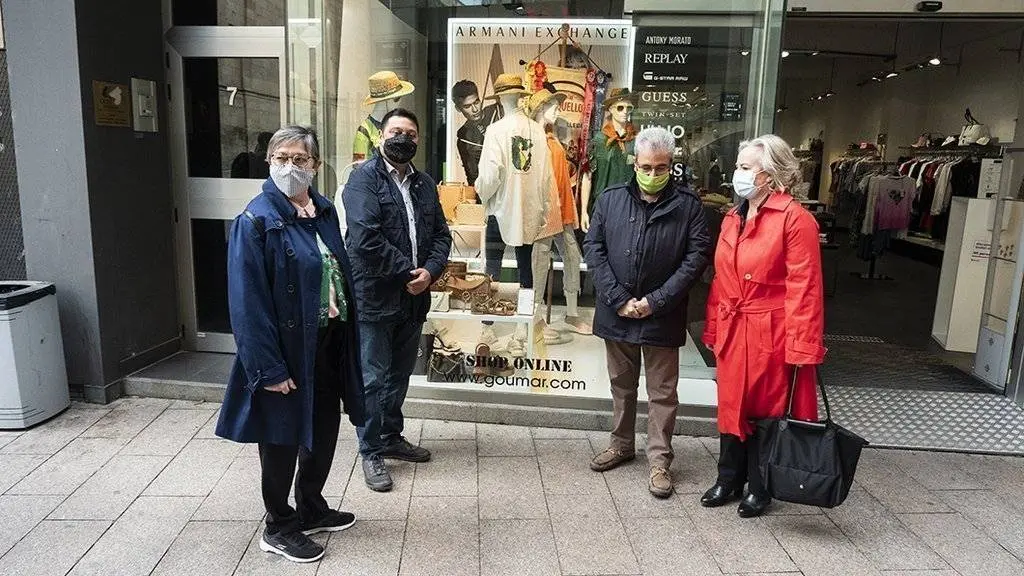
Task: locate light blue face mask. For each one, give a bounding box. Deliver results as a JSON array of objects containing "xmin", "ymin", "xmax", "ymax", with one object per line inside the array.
[{"xmin": 732, "ymin": 168, "xmax": 763, "ymax": 199}]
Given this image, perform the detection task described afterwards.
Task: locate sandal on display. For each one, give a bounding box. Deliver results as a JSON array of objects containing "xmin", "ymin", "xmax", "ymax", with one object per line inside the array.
[{"xmin": 470, "ymin": 294, "xmax": 517, "ymax": 316}]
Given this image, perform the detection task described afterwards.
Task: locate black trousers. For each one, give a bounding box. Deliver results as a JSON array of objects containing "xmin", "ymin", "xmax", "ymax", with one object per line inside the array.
[
  {"xmin": 716, "ymin": 433, "xmax": 768, "ymax": 497},
  {"xmin": 259, "ymin": 318, "xmax": 343, "ymax": 534},
  {"xmin": 485, "ymin": 215, "xmax": 533, "ymax": 288}
]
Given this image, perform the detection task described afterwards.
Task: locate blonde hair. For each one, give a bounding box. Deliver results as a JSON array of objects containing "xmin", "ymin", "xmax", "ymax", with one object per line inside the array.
[{"xmin": 738, "ymin": 134, "xmax": 801, "ymax": 191}]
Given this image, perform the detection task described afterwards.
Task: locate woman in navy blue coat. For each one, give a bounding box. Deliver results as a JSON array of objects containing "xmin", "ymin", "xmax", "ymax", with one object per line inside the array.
[{"xmin": 215, "ymin": 126, "xmax": 365, "ymax": 564}]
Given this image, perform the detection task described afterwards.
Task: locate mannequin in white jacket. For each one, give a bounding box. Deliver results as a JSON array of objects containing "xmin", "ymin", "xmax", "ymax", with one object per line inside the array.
[{"xmin": 477, "ymin": 92, "xmax": 553, "ymax": 282}]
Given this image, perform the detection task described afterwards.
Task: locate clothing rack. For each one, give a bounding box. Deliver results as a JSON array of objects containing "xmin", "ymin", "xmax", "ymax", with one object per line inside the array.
[
  {"xmin": 850, "ymin": 160, "xmax": 906, "ymax": 282},
  {"xmin": 896, "ymin": 145, "xmax": 1003, "ymax": 158}
]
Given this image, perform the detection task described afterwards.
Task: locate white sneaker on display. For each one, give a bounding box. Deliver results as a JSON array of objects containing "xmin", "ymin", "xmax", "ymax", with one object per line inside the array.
[{"xmin": 480, "ymin": 325, "xmax": 498, "ymax": 346}]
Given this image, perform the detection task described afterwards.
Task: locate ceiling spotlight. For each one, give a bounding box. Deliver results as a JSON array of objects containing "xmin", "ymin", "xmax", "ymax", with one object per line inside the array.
[
  {"xmin": 741, "ymin": 50, "xmax": 750, "ymax": 56},
  {"xmin": 871, "ymin": 75, "xmax": 880, "ymax": 82},
  {"xmin": 825, "ymin": 90, "xmax": 835, "ymax": 98},
  {"xmin": 929, "ymin": 57, "xmax": 942, "ymax": 66},
  {"xmin": 811, "ymin": 51, "xmax": 820, "ymax": 56},
  {"xmin": 885, "ymin": 71, "xmax": 899, "ymax": 79},
  {"xmin": 781, "ymin": 51, "xmax": 790, "ymax": 58}
]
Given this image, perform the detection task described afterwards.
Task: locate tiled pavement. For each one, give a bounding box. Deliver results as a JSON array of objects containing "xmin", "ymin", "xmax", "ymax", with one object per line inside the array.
[{"xmin": 1, "ymin": 399, "xmax": 1023, "ymax": 575}]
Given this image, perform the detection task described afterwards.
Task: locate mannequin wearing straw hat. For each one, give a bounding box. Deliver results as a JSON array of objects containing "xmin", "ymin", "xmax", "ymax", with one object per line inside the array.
[
  {"xmin": 580, "ymin": 87, "xmax": 637, "ymax": 232},
  {"xmin": 477, "ymin": 73, "xmax": 552, "ymax": 357},
  {"xmin": 353, "ymin": 71, "xmax": 415, "ymax": 163},
  {"xmin": 526, "ymin": 85, "xmax": 591, "ymax": 339}
]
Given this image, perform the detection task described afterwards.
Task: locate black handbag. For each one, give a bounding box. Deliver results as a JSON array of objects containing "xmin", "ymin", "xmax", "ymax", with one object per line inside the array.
[
  {"xmin": 412, "ymin": 333, "xmax": 435, "ymax": 376},
  {"xmin": 427, "ymin": 347, "xmax": 466, "ymax": 383},
  {"xmin": 755, "ymin": 368, "xmax": 868, "ymax": 508}
]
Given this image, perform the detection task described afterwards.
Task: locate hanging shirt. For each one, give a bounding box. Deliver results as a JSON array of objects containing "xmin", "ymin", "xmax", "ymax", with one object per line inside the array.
[
  {"xmin": 353, "ymin": 116, "xmax": 382, "ymax": 162},
  {"xmin": 317, "ymin": 233, "xmax": 349, "ymax": 326},
  {"xmin": 871, "ymin": 175, "xmax": 918, "ymax": 231},
  {"xmin": 386, "ymin": 160, "xmax": 419, "ymax": 266}
]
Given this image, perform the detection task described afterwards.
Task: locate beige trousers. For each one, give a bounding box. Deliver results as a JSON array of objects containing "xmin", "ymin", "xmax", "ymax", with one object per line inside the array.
[{"xmin": 605, "ymin": 340, "xmax": 680, "ymax": 469}]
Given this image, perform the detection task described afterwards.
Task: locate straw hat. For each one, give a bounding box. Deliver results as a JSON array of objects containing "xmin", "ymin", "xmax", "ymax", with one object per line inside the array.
[
  {"xmin": 602, "ymin": 87, "xmax": 636, "ymax": 110},
  {"xmin": 485, "ymin": 73, "xmax": 530, "ymax": 100},
  {"xmin": 525, "ymin": 85, "xmax": 567, "ymax": 117},
  {"xmin": 363, "ymin": 71, "xmax": 415, "ymax": 106}
]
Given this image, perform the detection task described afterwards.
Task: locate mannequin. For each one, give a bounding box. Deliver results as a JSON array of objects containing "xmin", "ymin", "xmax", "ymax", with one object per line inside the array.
[
  {"xmin": 355, "ymin": 71, "xmax": 415, "ymax": 162},
  {"xmin": 528, "ymin": 90, "xmax": 590, "ymax": 337},
  {"xmin": 580, "ymin": 88, "xmax": 637, "ymax": 232},
  {"xmin": 476, "ymin": 73, "xmax": 552, "ymax": 357},
  {"xmin": 476, "ymin": 73, "xmax": 551, "ymax": 286}
]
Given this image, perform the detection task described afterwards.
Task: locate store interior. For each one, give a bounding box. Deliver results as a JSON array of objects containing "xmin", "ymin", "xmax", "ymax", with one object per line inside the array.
[{"xmin": 771, "ymin": 16, "xmax": 1024, "ymax": 394}]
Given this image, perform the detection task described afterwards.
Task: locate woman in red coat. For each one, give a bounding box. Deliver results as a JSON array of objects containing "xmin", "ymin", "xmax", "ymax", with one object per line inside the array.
[{"xmin": 700, "ymin": 134, "xmax": 827, "ymax": 518}]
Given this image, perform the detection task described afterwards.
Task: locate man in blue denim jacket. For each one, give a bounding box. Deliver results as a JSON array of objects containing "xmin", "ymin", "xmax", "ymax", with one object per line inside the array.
[{"xmin": 343, "ymin": 108, "xmax": 452, "ymax": 491}]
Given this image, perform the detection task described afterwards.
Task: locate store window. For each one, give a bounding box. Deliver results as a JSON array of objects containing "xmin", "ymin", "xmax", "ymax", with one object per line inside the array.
[{"xmin": 287, "ymin": 0, "xmax": 783, "ymax": 407}]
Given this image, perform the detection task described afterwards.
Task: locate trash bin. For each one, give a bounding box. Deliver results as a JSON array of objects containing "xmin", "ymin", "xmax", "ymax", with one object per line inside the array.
[{"xmin": 0, "ymin": 281, "xmax": 70, "ymax": 429}]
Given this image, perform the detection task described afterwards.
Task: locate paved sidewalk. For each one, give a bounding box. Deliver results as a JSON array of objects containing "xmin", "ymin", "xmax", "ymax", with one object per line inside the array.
[{"xmin": 1, "ymin": 399, "xmax": 1023, "ymax": 575}]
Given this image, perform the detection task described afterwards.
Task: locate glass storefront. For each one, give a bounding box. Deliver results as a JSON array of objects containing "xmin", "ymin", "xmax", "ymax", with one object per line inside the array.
[{"xmin": 276, "ymin": 0, "xmax": 784, "ymax": 407}]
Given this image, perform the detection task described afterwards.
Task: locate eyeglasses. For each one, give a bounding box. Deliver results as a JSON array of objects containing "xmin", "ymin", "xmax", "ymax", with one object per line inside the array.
[
  {"xmin": 270, "ymin": 154, "xmax": 315, "ymax": 168},
  {"xmin": 636, "ymin": 164, "xmax": 671, "ymax": 176},
  {"xmin": 613, "ymin": 104, "xmax": 634, "ymax": 113}
]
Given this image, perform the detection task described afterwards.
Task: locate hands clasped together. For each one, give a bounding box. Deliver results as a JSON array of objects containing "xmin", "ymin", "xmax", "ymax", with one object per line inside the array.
[{"xmin": 617, "ymin": 297, "xmax": 652, "ymax": 319}]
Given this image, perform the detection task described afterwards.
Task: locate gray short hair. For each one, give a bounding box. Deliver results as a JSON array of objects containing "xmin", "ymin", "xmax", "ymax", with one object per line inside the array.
[
  {"xmin": 634, "ymin": 127, "xmax": 676, "ymax": 160},
  {"xmin": 738, "ymin": 134, "xmax": 801, "ymax": 190},
  {"xmin": 266, "ymin": 125, "xmax": 320, "ymax": 161}
]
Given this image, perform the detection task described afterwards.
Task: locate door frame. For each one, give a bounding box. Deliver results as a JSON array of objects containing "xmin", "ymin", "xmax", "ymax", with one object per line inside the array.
[{"xmin": 166, "ymin": 26, "xmax": 286, "ymax": 352}]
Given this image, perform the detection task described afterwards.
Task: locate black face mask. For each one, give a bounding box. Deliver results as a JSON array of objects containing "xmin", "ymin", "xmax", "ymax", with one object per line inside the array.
[{"xmin": 382, "ymin": 134, "xmax": 417, "ymax": 164}]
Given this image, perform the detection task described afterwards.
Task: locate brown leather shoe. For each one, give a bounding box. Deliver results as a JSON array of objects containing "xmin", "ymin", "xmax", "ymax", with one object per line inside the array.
[
  {"xmin": 590, "ymin": 447, "xmax": 635, "ymax": 472},
  {"xmin": 649, "ymin": 467, "xmax": 673, "ymax": 498}
]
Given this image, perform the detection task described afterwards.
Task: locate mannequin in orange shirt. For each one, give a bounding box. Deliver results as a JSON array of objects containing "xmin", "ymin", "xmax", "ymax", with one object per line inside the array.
[{"xmin": 527, "ymin": 85, "xmax": 591, "ymax": 336}]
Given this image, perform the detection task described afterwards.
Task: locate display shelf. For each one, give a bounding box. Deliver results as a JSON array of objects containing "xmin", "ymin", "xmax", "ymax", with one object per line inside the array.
[
  {"xmin": 450, "ymin": 256, "xmax": 589, "ymax": 272},
  {"xmin": 427, "ymin": 309, "xmax": 533, "ymax": 323}
]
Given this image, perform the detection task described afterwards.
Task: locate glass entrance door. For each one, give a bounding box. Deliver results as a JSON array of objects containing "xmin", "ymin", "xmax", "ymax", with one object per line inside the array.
[{"xmin": 167, "ymin": 27, "xmax": 286, "ymax": 352}]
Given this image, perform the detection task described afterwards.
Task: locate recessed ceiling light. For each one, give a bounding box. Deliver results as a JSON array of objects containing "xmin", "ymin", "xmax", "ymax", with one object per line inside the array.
[
  {"xmin": 929, "ymin": 57, "xmax": 942, "ymax": 66},
  {"xmin": 886, "ymin": 71, "xmax": 899, "ymax": 79},
  {"xmin": 741, "ymin": 50, "xmax": 750, "ymax": 56},
  {"xmin": 781, "ymin": 51, "xmax": 790, "ymax": 58},
  {"xmin": 811, "ymin": 51, "xmax": 820, "ymax": 56}
]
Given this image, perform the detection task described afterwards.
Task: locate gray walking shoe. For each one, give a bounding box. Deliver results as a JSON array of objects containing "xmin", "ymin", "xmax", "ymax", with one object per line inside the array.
[{"xmin": 362, "ymin": 456, "xmax": 393, "ymax": 492}]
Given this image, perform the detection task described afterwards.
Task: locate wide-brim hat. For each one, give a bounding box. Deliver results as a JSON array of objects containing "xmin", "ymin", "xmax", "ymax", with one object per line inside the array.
[
  {"xmin": 485, "ymin": 73, "xmax": 530, "ymax": 100},
  {"xmin": 525, "ymin": 86, "xmax": 567, "ymax": 117},
  {"xmin": 364, "ymin": 71, "xmax": 415, "ymax": 106},
  {"xmin": 603, "ymin": 87, "xmax": 636, "ymax": 110}
]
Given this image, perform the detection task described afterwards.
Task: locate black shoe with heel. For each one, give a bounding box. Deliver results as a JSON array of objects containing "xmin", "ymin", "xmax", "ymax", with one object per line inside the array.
[
  {"xmin": 737, "ymin": 492, "xmax": 772, "ymax": 518},
  {"xmin": 700, "ymin": 483, "xmax": 745, "ymax": 508}
]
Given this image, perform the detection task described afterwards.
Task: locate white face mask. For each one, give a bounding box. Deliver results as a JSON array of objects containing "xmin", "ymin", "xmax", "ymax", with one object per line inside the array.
[
  {"xmin": 270, "ymin": 163, "xmax": 315, "ymax": 198},
  {"xmin": 732, "ymin": 168, "xmax": 763, "ymax": 199}
]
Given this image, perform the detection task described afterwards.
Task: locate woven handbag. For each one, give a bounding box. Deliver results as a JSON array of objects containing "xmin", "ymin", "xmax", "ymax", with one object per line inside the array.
[
  {"xmin": 437, "ymin": 182, "xmax": 476, "ymax": 223},
  {"xmin": 454, "ymin": 202, "xmax": 486, "ymax": 226}
]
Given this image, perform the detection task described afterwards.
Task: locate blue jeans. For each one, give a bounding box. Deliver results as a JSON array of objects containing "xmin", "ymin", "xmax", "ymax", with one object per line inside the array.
[{"xmin": 356, "ymin": 319, "xmax": 422, "ymax": 457}]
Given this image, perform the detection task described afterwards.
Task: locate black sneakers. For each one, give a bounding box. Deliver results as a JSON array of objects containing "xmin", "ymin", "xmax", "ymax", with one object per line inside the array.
[
  {"xmin": 301, "ymin": 510, "xmax": 356, "ymax": 535},
  {"xmin": 259, "ymin": 528, "xmax": 324, "ymax": 563},
  {"xmin": 380, "ymin": 438, "xmax": 432, "ymax": 463},
  {"xmin": 363, "ymin": 456, "xmax": 394, "ymax": 492}
]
